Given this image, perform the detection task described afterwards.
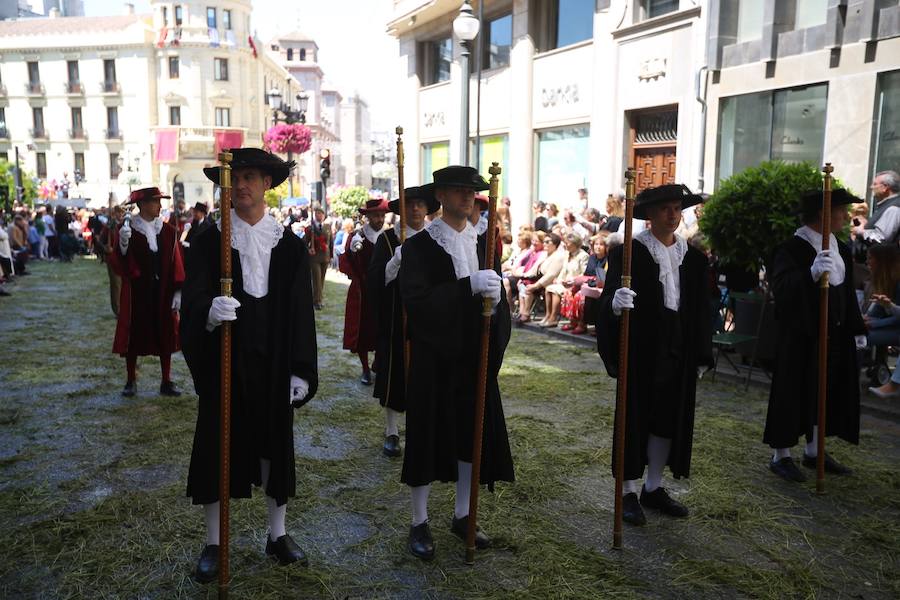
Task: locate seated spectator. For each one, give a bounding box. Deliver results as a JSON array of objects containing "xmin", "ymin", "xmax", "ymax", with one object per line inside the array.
[
  {"xmin": 863, "ymin": 244, "xmax": 900, "ymax": 348},
  {"xmin": 502, "ymin": 231, "xmax": 533, "ymax": 312},
  {"xmin": 515, "ymin": 231, "xmax": 549, "ymax": 322},
  {"xmin": 602, "ymin": 193, "xmax": 625, "ymax": 232},
  {"xmin": 519, "ymin": 232, "xmax": 564, "ymax": 324},
  {"xmin": 868, "ymin": 292, "xmax": 900, "ymax": 398},
  {"xmin": 534, "ymin": 201, "xmax": 549, "ymax": 232},
  {"xmin": 500, "ymin": 231, "xmax": 514, "ymax": 264},
  {"xmin": 0, "ymin": 216, "xmax": 14, "ymax": 292},
  {"xmin": 563, "ymin": 232, "xmax": 610, "ymax": 334},
  {"xmin": 542, "ymin": 232, "xmax": 590, "ymax": 328},
  {"xmin": 8, "ymin": 214, "xmax": 30, "ymax": 274}
]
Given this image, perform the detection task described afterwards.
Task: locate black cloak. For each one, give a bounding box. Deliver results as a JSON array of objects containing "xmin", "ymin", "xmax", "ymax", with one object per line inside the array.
[
  {"xmin": 596, "ymin": 241, "xmax": 713, "ymax": 481},
  {"xmin": 181, "ymin": 225, "xmax": 318, "ymax": 506},
  {"xmin": 369, "ymin": 227, "xmax": 408, "ymax": 411},
  {"xmin": 763, "ymin": 236, "xmax": 864, "ymax": 448},
  {"xmin": 398, "ymin": 230, "xmax": 514, "ymax": 488}
]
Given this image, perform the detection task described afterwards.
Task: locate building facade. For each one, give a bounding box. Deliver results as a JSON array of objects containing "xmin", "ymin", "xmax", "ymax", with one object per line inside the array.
[
  {"xmin": 339, "ymin": 93, "xmax": 373, "ymax": 188},
  {"xmin": 388, "ymin": 0, "xmax": 900, "ymax": 231}
]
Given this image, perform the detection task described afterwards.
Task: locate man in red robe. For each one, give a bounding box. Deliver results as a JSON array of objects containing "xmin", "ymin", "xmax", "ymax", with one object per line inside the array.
[
  {"xmin": 110, "ymin": 187, "xmax": 185, "ymax": 397},
  {"xmin": 339, "ymin": 198, "xmax": 388, "ymax": 385}
]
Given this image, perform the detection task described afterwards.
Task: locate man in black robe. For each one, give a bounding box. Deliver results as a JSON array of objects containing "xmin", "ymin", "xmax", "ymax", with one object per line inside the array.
[
  {"xmin": 181, "ymin": 148, "xmax": 318, "ymax": 583},
  {"xmin": 597, "ymin": 184, "xmax": 712, "ymax": 526},
  {"xmin": 368, "ymin": 184, "xmax": 438, "ymax": 457},
  {"xmin": 399, "ymin": 165, "xmax": 514, "ymax": 560},
  {"xmin": 765, "ymin": 188, "xmax": 864, "ymax": 482}
]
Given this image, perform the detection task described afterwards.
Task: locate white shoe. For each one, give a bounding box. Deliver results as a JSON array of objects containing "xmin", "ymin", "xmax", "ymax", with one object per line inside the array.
[{"xmin": 868, "ymin": 386, "xmax": 900, "ymax": 399}]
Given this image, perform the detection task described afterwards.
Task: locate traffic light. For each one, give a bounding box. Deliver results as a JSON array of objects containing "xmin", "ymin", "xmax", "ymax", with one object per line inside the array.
[
  {"xmin": 0, "ymin": 185, "xmax": 9, "ymax": 214},
  {"xmin": 319, "ymin": 149, "xmax": 331, "ymax": 181}
]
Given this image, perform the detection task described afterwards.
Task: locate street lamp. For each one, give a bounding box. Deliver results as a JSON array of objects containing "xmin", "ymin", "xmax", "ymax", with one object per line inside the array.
[
  {"xmin": 267, "ymin": 81, "xmax": 309, "ymax": 198},
  {"xmin": 454, "ymin": 1, "xmax": 480, "ymax": 166}
]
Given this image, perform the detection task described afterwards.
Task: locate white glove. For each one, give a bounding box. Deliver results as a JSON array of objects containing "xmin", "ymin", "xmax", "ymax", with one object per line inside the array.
[
  {"xmin": 470, "ymin": 269, "xmax": 502, "ymax": 299},
  {"xmin": 612, "ymin": 287, "xmax": 636, "ymax": 316},
  {"xmin": 118, "ymin": 221, "xmax": 132, "ymax": 253},
  {"xmin": 290, "ymin": 375, "xmax": 309, "ymax": 405},
  {"xmin": 171, "ymin": 290, "xmax": 182, "ymax": 312},
  {"xmin": 855, "ymin": 335, "xmax": 868, "ymax": 350},
  {"xmin": 206, "ymin": 296, "xmax": 241, "ymax": 330},
  {"xmin": 385, "ymin": 246, "xmax": 402, "ymax": 284},
  {"xmin": 810, "ymin": 250, "xmax": 838, "ymax": 282},
  {"xmin": 350, "ymin": 234, "xmax": 363, "ymax": 253}
]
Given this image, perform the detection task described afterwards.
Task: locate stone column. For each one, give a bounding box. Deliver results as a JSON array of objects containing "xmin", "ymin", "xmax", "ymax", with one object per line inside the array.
[{"xmin": 508, "ymin": 0, "xmax": 534, "ymax": 232}]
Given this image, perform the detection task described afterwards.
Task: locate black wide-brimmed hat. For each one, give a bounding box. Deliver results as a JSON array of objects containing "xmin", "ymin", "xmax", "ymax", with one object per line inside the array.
[
  {"xmin": 192, "ymin": 202, "xmax": 208, "ymax": 213},
  {"xmin": 125, "ymin": 187, "xmax": 171, "ymax": 204},
  {"xmin": 388, "ymin": 184, "xmax": 440, "ymax": 215},
  {"xmin": 203, "ymin": 147, "xmax": 295, "ymax": 189},
  {"xmin": 432, "ymin": 165, "xmax": 490, "ymax": 191},
  {"xmin": 797, "ymin": 188, "xmax": 860, "ymax": 216},
  {"xmin": 633, "ymin": 184, "xmax": 703, "ymax": 219}
]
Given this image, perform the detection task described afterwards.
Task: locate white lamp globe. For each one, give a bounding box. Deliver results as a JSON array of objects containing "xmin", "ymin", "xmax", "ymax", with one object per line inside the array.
[{"xmin": 453, "ymin": 1, "xmax": 480, "ymax": 42}]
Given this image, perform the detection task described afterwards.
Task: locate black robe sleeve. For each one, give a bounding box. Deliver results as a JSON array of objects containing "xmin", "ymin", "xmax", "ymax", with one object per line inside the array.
[
  {"xmin": 596, "ymin": 244, "xmax": 624, "ymax": 377},
  {"xmin": 770, "ymin": 239, "xmax": 818, "ymax": 339},
  {"xmin": 180, "ymin": 227, "xmax": 218, "ymax": 395},
  {"xmin": 289, "ymin": 238, "xmax": 318, "ymax": 405},
  {"xmin": 368, "ymin": 232, "xmax": 392, "ymax": 320}
]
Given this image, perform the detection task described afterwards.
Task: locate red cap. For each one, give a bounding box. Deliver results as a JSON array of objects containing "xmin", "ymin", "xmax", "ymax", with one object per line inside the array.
[{"xmin": 126, "ymin": 187, "xmax": 171, "ymax": 204}]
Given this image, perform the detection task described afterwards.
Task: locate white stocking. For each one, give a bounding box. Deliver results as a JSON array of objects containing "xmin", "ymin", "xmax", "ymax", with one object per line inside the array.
[
  {"xmin": 805, "ymin": 426, "xmax": 819, "ymax": 458},
  {"xmin": 773, "ymin": 448, "xmax": 792, "ymax": 461},
  {"xmin": 623, "ymin": 479, "xmax": 640, "ymax": 496},
  {"xmin": 455, "ymin": 461, "xmax": 472, "ymax": 519},
  {"xmin": 204, "ymin": 502, "xmax": 220, "ymax": 545},
  {"xmin": 645, "ymin": 435, "xmax": 671, "ymax": 493},
  {"xmin": 261, "ymin": 458, "xmax": 286, "ymax": 542},
  {"xmin": 385, "ymin": 408, "xmax": 400, "ymax": 437},
  {"xmin": 411, "ymin": 484, "xmax": 431, "ymax": 526}
]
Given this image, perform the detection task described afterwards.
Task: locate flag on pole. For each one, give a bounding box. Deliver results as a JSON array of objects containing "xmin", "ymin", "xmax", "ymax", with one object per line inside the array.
[
  {"xmin": 154, "ymin": 129, "xmax": 180, "ymax": 163},
  {"xmin": 248, "ymin": 35, "xmax": 258, "ymax": 58}
]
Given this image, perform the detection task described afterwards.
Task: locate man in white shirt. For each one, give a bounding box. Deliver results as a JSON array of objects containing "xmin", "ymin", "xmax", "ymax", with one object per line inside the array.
[{"xmin": 852, "ymin": 170, "xmax": 900, "ymax": 245}]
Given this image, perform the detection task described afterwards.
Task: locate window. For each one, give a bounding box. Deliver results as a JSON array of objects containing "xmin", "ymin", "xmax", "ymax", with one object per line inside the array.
[
  {"xmin": 215, "ymin": 107, "xmax": 230, "ymax": 127},
  {"xmin": 74, "ymin": 153, "xmax": 85, "ymax": 179},
  {"xmin": 482, "ymin": 13, "xmax": 512, "ymax": 70},
  {"xmin": 71, "ymin": 107, "xmax": 83, "ymax": 135},
  {"xmin": 644, "ymin": 0, "xmax": 679, "ymax": 20},
  {"xmin": 170, "ymin": 106, "xmax": 181, "ymax": 126},
  {"xmin": 422, "ymin": 37, "xmax": 452, "ymax": 86},
  {"xmin": 536, "ymin": 126, "xmax": 590, "ymax": 204},
  {"xmin": 537, "ymin": 0, "xmax": 594, "ymax": 51},
  {"xmin": 207, "ymin": 7, "xmax": 216, "ymax": 28},
  {"xmin": 264, "ymin": 77, "xmax": 268, "ymax": 105},
  {"xmin": 36, "ymin": 152, "xmax": 47, "ymax": 178},
  {"xmin": 717, "ymin": 83, "xmax": 828, "ymax": 181},
  {"xmin": 469, "ymin": 135, "xmax": 509, "ymax": 197},
  {"xmin": 300, "ymin": 48, "xmax": 306, "ymax": 61},
  {"xmin": 737, "ymin": 0, "xmax": 764, "ymax": 43},
  {"xmin": 162, "ymin": 6, "xmax": 167, "ymax": 25},
  {"xmin": 175, "ymin": 5, "xmax": 183, "ymax": 26},
  {"xmin": 27, "ymin": 61, "xmax": 39, "ymax": 84},
  {"xmin": 0, "ymin": 152, "xmax": 7, "ymax": 162},
  {"xmin": 287, "ymin": 48, "xmax": 293, "ymax": 61},
  {"xmin": 872, "ymin": 70, "xmax": 900, "ymax": 182},
  {"xmin": 223, "ymin": 9, "xmax": 231, "ymax": 29},
  {"xmin": 214, "ymin": 58, "xmax": 228, "ymax": 81},
  {"xmin": 795, "ymin": 0, "xmax": 826, "ymax": 30},
  {"xmin": 421, "ymin": 141, "xmax": 450, "ymax": 181},
  {"xmin": 110, "ymin": 152, "xmax": 121, "ymax": 179},
  {"xmin": 168, "ymin": 56, "xmax": 179, "ymax": 78},
  {"xmin": 103, "ymin": 59, "xmax": 117, "ymax": 91},
  {"xmin": 32, "ymin": 107, "xmax": 45, "ymax": 135},
  {"xmin": 107, "ymin": 106, "xmax": 120, "ymax": 136},
  {"xmin": 0, "ymin": 108, "xmax": 6, "ymax": 137},
  {"xmin": 66, "ymin": 61, "xmax": 79, "ymax": 85}
]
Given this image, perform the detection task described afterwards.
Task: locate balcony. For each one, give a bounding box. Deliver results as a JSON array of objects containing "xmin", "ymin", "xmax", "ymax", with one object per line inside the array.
[
  {"xmin": 104, "ymin": 128, "xmax": 123, "ymax": 140},
  {"xmin": 29, "ymin": 128, "xmax": 48, "ymax": 139},
  {"xmin": 100, "ymin": 81, "xmax": 121, "ymax": 94},
  {"xmin": 68, "ymin": 128, "xmax": 88, "ymax": 140},
  {"xmin": 0, "ymin": 127, "xmax": 9, "ymax": 139},
  {"xmin": 65, "ymin": 82, "xmax": 85, "ymax": 95},
  {"xmin": 25, "ymin": 82, "xmax": 45, "ymax": 96},
  {"xmin": 0, "ymin": 84, "xmax": 7, "ymax": 97}
]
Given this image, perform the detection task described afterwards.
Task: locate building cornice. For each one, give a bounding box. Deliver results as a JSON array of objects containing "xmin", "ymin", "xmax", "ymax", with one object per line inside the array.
[{"xmin": 612, "ymin": 6, "xmax": 701, "ymax": 41}]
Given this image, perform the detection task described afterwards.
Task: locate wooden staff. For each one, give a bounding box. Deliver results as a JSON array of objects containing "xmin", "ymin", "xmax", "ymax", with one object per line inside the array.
[
  {"xmin": 396, "ymin": 126, "xmax": 410, "ymax": 375},
  {"xmin": 217, "ymin": 150, "xmax": 233, "ymax": 598},
  {"xmin": 816, "ymin": 163, "xmax": 834, "ymax": 495},
  {"xmin": 613, "ymin": 168, "xmax": 636, "ymax": 550},
  {"xmin": 465, "ymin": 162, "xmax": 501, "ymax": 566}
]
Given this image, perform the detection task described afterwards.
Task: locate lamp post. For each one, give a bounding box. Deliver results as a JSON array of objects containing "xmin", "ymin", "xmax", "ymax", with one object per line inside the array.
[
  {"xmin": 267, "ymin": 81, "xmax": 309, "ymax": 199},
  {"xmin": 453, "ymin": 1, "xmax": 480, "ymax": 166}
]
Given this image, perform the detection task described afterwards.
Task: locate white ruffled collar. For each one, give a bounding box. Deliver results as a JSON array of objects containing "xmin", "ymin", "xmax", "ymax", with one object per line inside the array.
[
  {"xmin": 217, "ymin": 210, "xmax": 283, "ymax": 298},
  {"xmin": 427, "ymin": 217, "xmax": 479, "ymax": 279},
  {"xmin": 131, "ymin": 214, "xmax": 163, "ymax": 252},
  {"xmin": 634, "ymin": 229, "xmax": 687, "ymax": 311},
  {"xmin": 472, "ymin": 215, "xmax": 488, "ymax": 235},
  {"xmin": 393, "ymin": 221, "xmax": 427, "ymax": 240},
  {"xmin": 361, "ymin": 223, "xmax": 380, "ymax": 245},
  {"xmin": 795, "ymin": 225, "xmax": 845, "ymax": 286}
]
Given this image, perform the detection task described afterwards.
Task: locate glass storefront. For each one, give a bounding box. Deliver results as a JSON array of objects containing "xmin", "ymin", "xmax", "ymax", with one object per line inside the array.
[
  {"xmin": 872, "ymin": 70, "xmax": 900, "ymax": 179},
  {"xmin": 717, "ymin": 83, "xmax": 827, "ymax": 181},
  {"xmin": 536, "ymin": 125, "xmax": 590, "ymax": 208},
  {"xmin": 470, "ymin": 135, "xmax": 509, "ymax": 198},
  {"xmin": 421, "ymin": 141, "xmax": 449, "ymax": 182}
]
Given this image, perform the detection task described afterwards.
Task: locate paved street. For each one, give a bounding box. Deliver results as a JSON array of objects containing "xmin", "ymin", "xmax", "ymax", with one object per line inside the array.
[{"xmin": 1, "ymin": 258, "xmax": 899, "ymax": 599}]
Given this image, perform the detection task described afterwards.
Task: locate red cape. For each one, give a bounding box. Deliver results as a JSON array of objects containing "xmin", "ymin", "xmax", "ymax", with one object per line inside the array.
[{"xmin": 339, "ymin": 232, "xmax": 377, "ymax": 353}]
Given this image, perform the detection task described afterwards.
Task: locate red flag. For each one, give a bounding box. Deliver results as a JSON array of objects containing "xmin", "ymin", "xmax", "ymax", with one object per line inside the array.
[
  {"xmin": 214, "ymin": 130, "xmax": 244, "ymax": 156},
  {"xmin": 248, "ymin": 35, "xmax": 258, "ymax": 58},
  {"xmin": 157, "ymin": 27, "xmax": 168, "ymax": 48},
  {"xmin": 154, "ymin": 129, "xmax": 179, "ymax": 163}
]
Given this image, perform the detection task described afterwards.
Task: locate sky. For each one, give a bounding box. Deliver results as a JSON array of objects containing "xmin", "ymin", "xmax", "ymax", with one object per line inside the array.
[{"xmin": 84, "ymin": 0, "xmax": 401, "ymax": 132}]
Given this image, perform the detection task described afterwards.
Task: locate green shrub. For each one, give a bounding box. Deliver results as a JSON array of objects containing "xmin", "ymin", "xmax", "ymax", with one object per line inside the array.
[
  {"xmin": 330, "ymin": 186, "xmax": 369, "ymax": 219},
  {"xmin": 700, "ymin": 161, "xmax": 850, "ymax": 273}
]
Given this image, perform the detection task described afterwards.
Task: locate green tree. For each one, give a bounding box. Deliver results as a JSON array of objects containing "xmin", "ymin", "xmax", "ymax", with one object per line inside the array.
[
  {"xmin": 700, "ymin": 161, "xmax": 851, "ymax": 273},
  {"xmin": 263, "ymin": 180, "xmax": 290, "ymax": 209},
  {"xmin": 330, "ymin": 186, "xmax": 369, "ymax": 219},
  {"xmin": 0, "ymin": 159, "xmax": 38, "ymax": 209}
]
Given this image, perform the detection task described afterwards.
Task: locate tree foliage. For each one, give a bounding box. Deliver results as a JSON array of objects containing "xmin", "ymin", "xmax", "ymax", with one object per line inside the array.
[
  {"xmin": 330, "ymin": 186, "xmax": 369, "ymax": 219},
  {"xmin": 263, "ymin": 180, "xmax": 290, "ymax": 209},
  {"xmin": 700, "ymin": 161, "xmax": 850, "ymax": 273},
  {"xmin": 0, "ymin": 159, "xmax": 38, "ymax": 207}
]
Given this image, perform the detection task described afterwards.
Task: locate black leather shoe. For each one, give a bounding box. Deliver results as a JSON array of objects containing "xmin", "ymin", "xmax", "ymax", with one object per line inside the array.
[
  {"xmin": 640, "ymin": 486, "xmax": 689, "ymax": 518},
  {"xmin": 122, "ymin": 380, "xmax": 136, "ymax": 397},
  {"xmin": 360, "ymin": 371, "xmax": 373, "ymax": 386},
  {"xmin": 622, "ymin": 492, "xmax": 646, "ymax": 526},
  {"xmin": 408, "ymin": 521, "xmax": 435, "ymax": 560},
  {"xmin": 450, "ymin": 514, "xmax": 491, "ymax": 549},
  {"xmin": 802, "ymin": 453, "xmax": 852, "ymax": 475},
  {"xmin": 382, "ymin": 434, "xmax": 401, "ymax": 458},
  {"xmin": 159, "ymin": 381, "xmax": 182, "ymax": 397},
  {"xmin": 265, "ymin": 534, "xmax": 309, "ymax": 566},
  {"xmin": 194, "ymin": 544, "xmax": 218, "ymax": 583},
  {"xmin": 770, "ymin": 457, "xmax": 807, "ymax": 482}
]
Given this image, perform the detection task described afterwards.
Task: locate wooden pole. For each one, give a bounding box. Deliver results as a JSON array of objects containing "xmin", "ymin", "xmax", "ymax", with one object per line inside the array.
[
  {"xmin": 465, "ymin": 162, "xmax": 501, "ymax": 566},
  {"xmin": 396, "ymin": 126, "xmax": 410, "ymax": 375},
  {"xmin": 217, "ymin": 151, "xmax": 233, "ymax": 599},
  {"xmin": 613, "ymin": 168, "xmax": 636, "ymax": 550},
  {"xmin": 817, "ymin": 163, "xmax": 834, "ymax": 495}
]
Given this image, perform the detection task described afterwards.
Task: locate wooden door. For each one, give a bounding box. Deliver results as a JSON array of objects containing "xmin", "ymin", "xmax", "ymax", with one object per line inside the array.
[{"xmin": 634, "ymin": 147, "xmax": 676, "ymax": 193}]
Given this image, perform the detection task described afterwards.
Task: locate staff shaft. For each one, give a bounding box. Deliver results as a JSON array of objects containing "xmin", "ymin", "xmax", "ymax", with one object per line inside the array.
[
  {"xmin": 217, "ymin": 151, "xmax": 233, "ymax": 598},
  {"xmin": 817, "ymin": 163, "xmax": 834, "ymax": 495},
  {"xmin": 396, "ymin": 126, "xmax": 410, "ymax": 375}
]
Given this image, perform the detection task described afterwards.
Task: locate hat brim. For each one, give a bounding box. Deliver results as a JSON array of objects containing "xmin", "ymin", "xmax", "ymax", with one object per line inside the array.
[
  {"xmin": 434, "ymin": 181, "xmax": 490, "ymax": 192},
  {"xmin": 203, "ymin": 165, "xmax": 290, "ymax": 189},
  {"xmin": 125, "ymin": 193, "xmax": 171, "ymax": 205},
  {"xmin": 388, "ymin": 186, "xmax": 440, "ymax": 215},
  {"xmin": 632, "ymin": 194, "xmax": 703, "ymax": 220},
  {"xmin": 796, "ymin": 188, "xmax": 860, "ymax": 215},
  {"xmin": 359, "ymin": 205, "xmax": 389, "ymax": 215}
]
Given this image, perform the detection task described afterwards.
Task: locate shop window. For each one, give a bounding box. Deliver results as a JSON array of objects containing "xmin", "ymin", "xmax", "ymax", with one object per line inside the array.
[
  {"xmin": 872, "ymin": 70, "xmax": 900, "ymax": 180},
  {"xmin": 536, "ymin": 126, "xmax": 590, "ymax": 205},
  {"xmin": 795, "ymin": 0, "xmax": 826, "ymax": 30},
  {"xmin": 717, "ymin": 83, "xmax": 828, "ymax": 182},
  {"xmin": 469, "ymin": 135, "xmax": 509, "ymax": 197},
  {"xmin": 421, "ymin": 37, "xmax": 452, "ymax": 86},
  {"xmin": 482, "ymin": 13, "xmax": 512, "ymax": 70},
  {"xmin": 421, "ymin": 141, "xmax": 450, "ymax": 181},
  {"xmin": 737, "ymin": 0, "xmax": 764, "ymax": 43}
]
